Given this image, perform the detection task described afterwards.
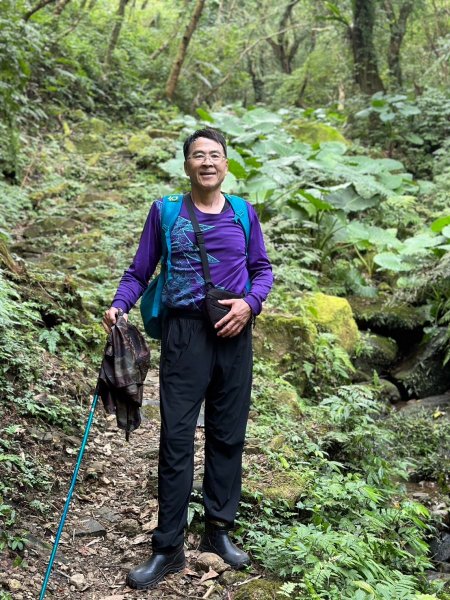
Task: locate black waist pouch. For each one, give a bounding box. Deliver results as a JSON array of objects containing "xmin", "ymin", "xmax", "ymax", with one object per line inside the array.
[{"xmin": 204, "ymin": 287, "xmax": 244, "ymax": 328}]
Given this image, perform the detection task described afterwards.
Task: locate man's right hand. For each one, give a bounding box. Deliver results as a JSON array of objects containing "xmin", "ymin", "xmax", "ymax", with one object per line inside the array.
[{"xmin": 102, "ymin": 307, "xmax": 128, "ymax": 333}]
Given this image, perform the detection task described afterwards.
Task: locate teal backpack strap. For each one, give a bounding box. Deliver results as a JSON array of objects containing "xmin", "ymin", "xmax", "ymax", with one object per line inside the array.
[
  {"xmin": 226, "ymin": 195, "xmax": 251, "ymax": 247},
  {"xmin": 160, "ymin": 194, "xmax": 184, "ymax": 280},
  {"xmin": 225, "ymin": 194, "xmax": 252, "ymax": 291},
  {"xmin": 140, "ymin": 194, "xmax": 183, "ymax": 339}
]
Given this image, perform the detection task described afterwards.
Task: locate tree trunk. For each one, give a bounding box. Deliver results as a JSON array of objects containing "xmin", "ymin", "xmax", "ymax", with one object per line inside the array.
[
  {"xmin": 267, "ymin": 0, "xmax": 301, "ymax": 74},
  {"xmin": 384, "ymin": 0, "xmax": 414, "ymax": 87},
  {"xmin": 349, "ymin": 0, "xmax": 384, "ymax": 94},
  {"xmin": 247, "ymin": 57, "xmax": 265, "ymax": 103},
  {"xmin": 104, "ymin": 0, "xmax": 130, "ymax": 70},
  {"xmin": 296, "ymin": 28, "xmax": 316, "ymax": 107},
  {"xmin": 165, "ymin": 0, "xmax": 206, "ymax": 101}
]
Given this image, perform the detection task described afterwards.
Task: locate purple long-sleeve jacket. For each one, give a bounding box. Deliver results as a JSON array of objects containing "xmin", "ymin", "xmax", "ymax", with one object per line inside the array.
[{"xmin": 112, "ymin": 196, "xmax": 273, "ymax": 315}]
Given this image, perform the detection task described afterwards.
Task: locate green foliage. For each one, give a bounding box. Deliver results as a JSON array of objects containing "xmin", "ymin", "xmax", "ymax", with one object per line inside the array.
[
  {"xmin": 303, "ymin": 333, "xmax": 355, "ymax": 396},
  {"xmin": 385, "ymin": 410, "xmax": 450, "ymax": 488},
  {"xmin": 356, "ymin": 92, "xmax": 421, "ymax": 131},
  {"xmin": 0, "ymin": 4, "xmax": 43, "ymax": 175}
]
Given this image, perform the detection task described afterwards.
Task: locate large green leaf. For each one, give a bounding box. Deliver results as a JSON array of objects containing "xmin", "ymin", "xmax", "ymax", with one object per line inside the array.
[
  {"xmin": 401, "ymin": 233, "xmax": 443, "ymax": 255},
  {"xmin": 327, "ymin": 186, "xmax": 380, "ymax": 213},
  {"xmin": 430, "ymin": 215, "xmax": 450, "ymax": 233},
  {"xmin": 343, "ymin": 222, "xmax": 402, "ymax": 250},
  {"xmin": 196, "ymin": 107, "xmax": 214, "ymax": 123},
  {"xmin": 227, "ymin": 158, "xmax": 248, "ymax": 180},
  {"xmin": 374, "ymin": 253, "xmax": 411, "ymax": 272}
]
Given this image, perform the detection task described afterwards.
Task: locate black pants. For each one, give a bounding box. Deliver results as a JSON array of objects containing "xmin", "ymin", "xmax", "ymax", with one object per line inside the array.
[{"xmin": 151, "ymin": 315, "xmax": 252, "ymax": 552}]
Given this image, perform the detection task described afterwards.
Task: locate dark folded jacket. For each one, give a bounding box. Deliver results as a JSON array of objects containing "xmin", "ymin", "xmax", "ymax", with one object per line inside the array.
[{"xmin": 98, "ymin": 315, "xmax": 150, "ymax": 440}]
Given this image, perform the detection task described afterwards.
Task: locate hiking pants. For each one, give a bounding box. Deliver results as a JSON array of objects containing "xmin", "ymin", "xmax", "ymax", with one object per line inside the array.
[{"xmin": 151, "ymin": 314, "xmax": 252, "ymax": 552}]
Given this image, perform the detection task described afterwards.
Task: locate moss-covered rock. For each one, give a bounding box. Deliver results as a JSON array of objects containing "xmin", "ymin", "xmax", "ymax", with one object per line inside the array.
[
  {"xmin": 253, "ymin": 313, "xmax": 317, "ymax": 388},
  {"xmin": 304, "ymin": 292, "xmax": 360, "ymax": 353},
  {"xmin": 348, "ymin": 297, "xmax": 427, "ymax": 331},
  {"xmin": 76, "ymin": 190, "xmax": 125, "ymax": 207},
  {"xmin": 75, "ymin": 132, "xmax": 108, "ymax": 154},
  {"xmin": 254, "ymin": 313, "xmax": 317, "ymax": 362},
  {"xmin": 354, "ymin": 332, "xmax": 398, "ymax": 373},
  {"xmin": 233, "ymin": 578, "xmax": 282, "ymax": 600},
  {"xmin": 127, "ymin": 134, "xmax": 172, "ymax": 168},
  {"xmin": 378, "ymin": 379, "xmax": 402, "ymax": 404},
  {"xmin": 288, "ymin": 119, "xmax": 347, "ymax": 144},
  {"xmin": 22, "ymin": 216, "xmax": 84, "ymax": 239},
  {"xmin": 245, "ymin": 470, "xmax": 311, "ymax": 508},
  {"xmin": 127, "ymin": 132, "xmax": 151, "ymax": 155},
  {"xmin": 80, "ymin": 117, "xmax": 109, "ymax": 135}
]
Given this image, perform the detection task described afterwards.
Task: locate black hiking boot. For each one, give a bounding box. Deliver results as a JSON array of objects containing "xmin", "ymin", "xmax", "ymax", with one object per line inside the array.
[
  {"xmin": 126, "ymin": 546, "xmax": 185, "ymax": 589},
  {"xmin": 199, "ymin": 521, "xmax": 250, "ymax": 569}
]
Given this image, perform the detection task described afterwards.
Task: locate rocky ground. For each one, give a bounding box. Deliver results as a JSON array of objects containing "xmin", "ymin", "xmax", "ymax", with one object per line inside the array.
[{"xmin": 0, "ymin": 367, "xmax": 262, "ymax": 600}]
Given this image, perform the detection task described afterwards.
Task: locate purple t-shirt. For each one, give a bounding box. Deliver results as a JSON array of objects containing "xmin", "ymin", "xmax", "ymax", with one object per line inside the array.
[{"xmin": 112, "ymin": 196, "xmax": 273, "ymax": 315}]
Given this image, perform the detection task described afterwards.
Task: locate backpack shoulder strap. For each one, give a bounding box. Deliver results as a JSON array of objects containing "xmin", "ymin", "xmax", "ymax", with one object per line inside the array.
[
  {"xmin": 225, "ymin": 195, "xmax": 252, "ymax": 292},
  {"xmin": 225, "ymin": 195, "xmax": 251, "ymax": 247},
  {"xmin": 160, "ymin": 194, "xmax": 183, "ymax": 279}
]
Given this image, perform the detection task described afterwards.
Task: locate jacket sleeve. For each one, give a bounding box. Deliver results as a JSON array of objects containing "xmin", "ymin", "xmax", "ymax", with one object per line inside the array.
[
  {"xmin": 244, "ymin": 204, "xmax": 274, "ymax": 316},
  {"xmin": 111, "ymin": 201, "xmax": 162, "ymax": 313}
]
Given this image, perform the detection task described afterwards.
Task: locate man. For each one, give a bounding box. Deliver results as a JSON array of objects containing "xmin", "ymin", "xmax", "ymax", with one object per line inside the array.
[{"xmin": 103, "ymin": 128, "xmax": 273, "ymax": 590}]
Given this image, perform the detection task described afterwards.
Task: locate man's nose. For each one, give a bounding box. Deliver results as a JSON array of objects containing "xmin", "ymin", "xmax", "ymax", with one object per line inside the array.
[{"xmin": 202, "ymin": 154, "xmax": 213, "ymax": 164}]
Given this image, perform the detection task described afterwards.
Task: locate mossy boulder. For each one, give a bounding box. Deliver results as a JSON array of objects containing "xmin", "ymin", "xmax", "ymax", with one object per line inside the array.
[
  {"xmin": 253, "ymin": 313, "xmax": 317, "ymax": 387},
  {"xmin": 128, "ymin": 132, "xmax": 151, "ymax": 155},
  {"xmin": 354, "ymin": 332, "xmax": 398, "ymax": 374},
  {"xmin": 127, "ymin": 134, "xmax": 172, "ymax": 168},
  {"xmin": 348, "ymin": 297, "xmax": 427, "ymax": 331},
  {"xmin": 22, "ymin": 216, "xmax": 84, "ymax": 239},
  {"xmin": 76, "ymin": 190, "xmax": 125, "ymax": 207},
  {"xmin": 288, "ymin": 119, "xmax": 347, "ymax": 144},
  {"xmin": 304, "ymin": 292, "xmax": 359, "ymax": 353},
  {"xmin": 233, "ymin": 579, "xmax": 282, "ymax": 600},
  {"xmin": 30, "ymin": 182, "xmax": 70, "ymax": 203},
  {"xmin": 79, "ymin": 117, "xmax": 109, "ymax": 135},
  {"xmin": 245, "ymin": 470, "xmax": 311, "ymax": 508},
  {"xmin": 75, "ymin": 132, "xmax": 107, "ymax": 154}
]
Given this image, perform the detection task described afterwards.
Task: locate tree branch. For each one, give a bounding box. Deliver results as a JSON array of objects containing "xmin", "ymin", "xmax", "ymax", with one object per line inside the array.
[{"xmin": 23, "ymin": 0, "xmax": 57, "ymax": 21}]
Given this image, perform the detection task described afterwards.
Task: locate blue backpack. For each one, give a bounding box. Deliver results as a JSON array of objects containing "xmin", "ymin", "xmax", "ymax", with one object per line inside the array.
[{"xmin": 140, "ymin": 193, "xmax": 251, "ymax": 339}]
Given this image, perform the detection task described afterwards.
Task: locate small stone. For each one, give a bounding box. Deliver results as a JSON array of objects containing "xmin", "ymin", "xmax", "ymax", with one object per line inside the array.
[
  {"xmin": 70, "ymin": 573, "xmax": 85, "ymax": 590},
  {"xmin": 119, "ymin": 518, "xmax": 141, "ymax": 535},
  {"xmin": 74, "ymin": 518, "xmax": 107, "ymax": 537},
  {"xmin": 96, "ymin": 507, "xmax": 120, "ymax": 523},
  {"xmin": 8, "ymin": 578, "xmax": 22, "ymax": 591},
  {"xmin": 196, "ymin": 552, "xmax": 229, "ymax": 574}
]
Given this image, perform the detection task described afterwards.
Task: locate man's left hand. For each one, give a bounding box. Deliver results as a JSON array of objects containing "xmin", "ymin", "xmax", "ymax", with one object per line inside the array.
[{"xmin": 215, "ymin": 298, "xmax": 252, "ymax": 338}]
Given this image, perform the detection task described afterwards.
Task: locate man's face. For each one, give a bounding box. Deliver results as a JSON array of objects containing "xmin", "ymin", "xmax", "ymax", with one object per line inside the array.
[{"xmin": 184, "ymin": 137, "xmax": 228, "ymax": 193}]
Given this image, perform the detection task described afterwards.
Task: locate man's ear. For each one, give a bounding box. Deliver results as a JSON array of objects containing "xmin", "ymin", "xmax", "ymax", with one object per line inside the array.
[{"xmin": 183, "ymin": 161, "xmax": 189, "ymax": 176}]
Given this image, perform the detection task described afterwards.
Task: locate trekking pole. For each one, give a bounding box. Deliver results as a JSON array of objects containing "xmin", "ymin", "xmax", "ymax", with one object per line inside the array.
[{"xmin": 38, "ymin": 384, "xmax": 100, "ymax": 599}]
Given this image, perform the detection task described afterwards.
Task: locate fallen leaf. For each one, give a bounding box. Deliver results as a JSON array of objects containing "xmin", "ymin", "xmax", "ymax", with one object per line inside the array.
[
  {"xmin": 183, "ymin": 568, "xmax": 201, "ymax": 578},
  {"xmin": 130, "ymin": 534, "xmax": 150, "ymax": 546},
  {"xmin": 78, "ymin": 546, "xmax": 96, "ymax": 556},
  {"xmin": 142, "ymin": 517, "xmax": 158, "ymax": 532},
  {"xmin": 198, "ymin": 568, "xmax": 219, "ymax": 584}
]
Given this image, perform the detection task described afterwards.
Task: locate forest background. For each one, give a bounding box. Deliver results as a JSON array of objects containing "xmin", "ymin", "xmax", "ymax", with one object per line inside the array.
[{"xmin": 1, "ymin": 0, "xmax": 450, "ymax": 599}]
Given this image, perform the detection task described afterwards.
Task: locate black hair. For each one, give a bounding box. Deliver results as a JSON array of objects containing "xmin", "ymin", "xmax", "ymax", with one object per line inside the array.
[{"xmin": 183, "ymin": 128, "xmax": 227, "ymax": 159}]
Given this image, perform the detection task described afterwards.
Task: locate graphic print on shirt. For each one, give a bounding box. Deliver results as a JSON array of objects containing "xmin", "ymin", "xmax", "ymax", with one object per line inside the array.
[{"xmin": 163, "ymin": 215, "xmax": 219, "ymax": 310}]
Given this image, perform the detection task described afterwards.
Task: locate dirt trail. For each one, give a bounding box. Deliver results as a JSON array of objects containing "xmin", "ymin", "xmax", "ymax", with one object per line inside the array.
[{"xmin": 3, "ymin": 366, "xmax": 255, "ymax": 599}]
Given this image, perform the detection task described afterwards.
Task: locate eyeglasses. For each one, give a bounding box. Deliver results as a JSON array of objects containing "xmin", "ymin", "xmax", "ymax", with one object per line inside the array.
[{"xmin": 187, "ymin": 152, "xmax": 226, "ymax": 163}]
